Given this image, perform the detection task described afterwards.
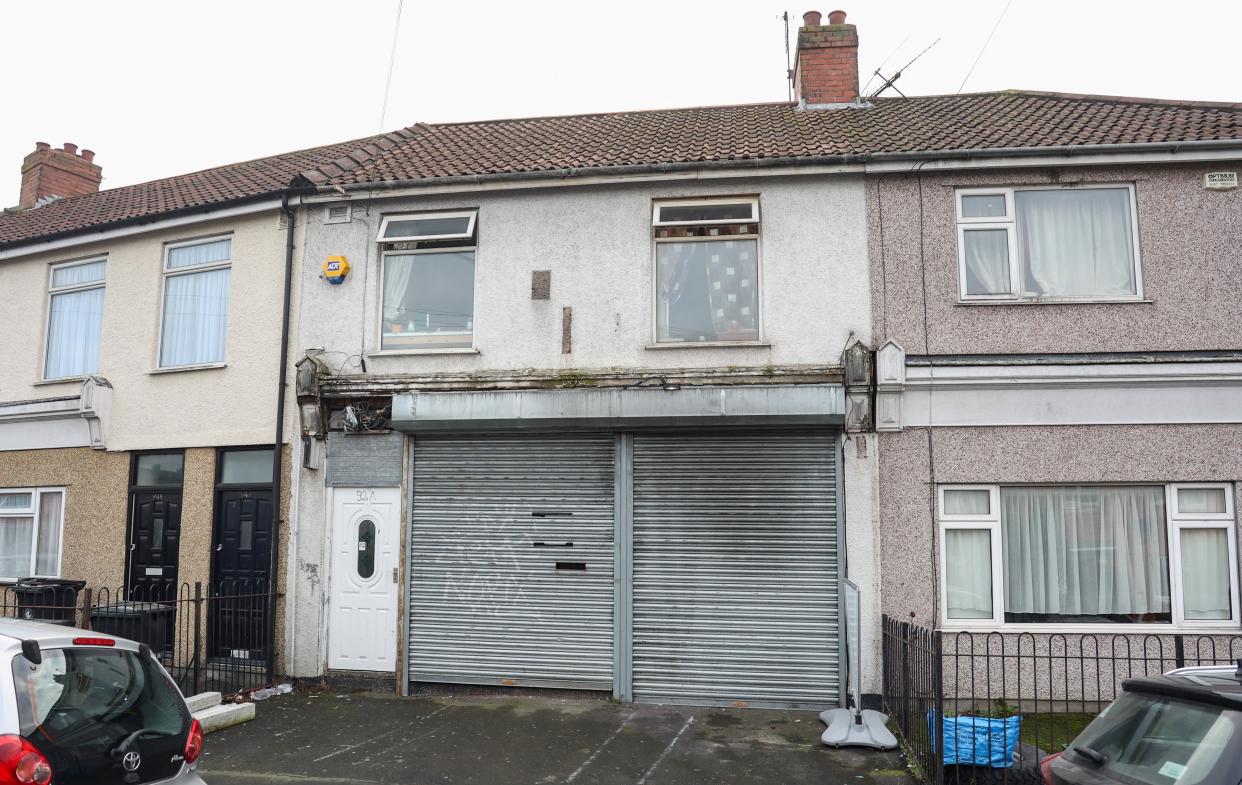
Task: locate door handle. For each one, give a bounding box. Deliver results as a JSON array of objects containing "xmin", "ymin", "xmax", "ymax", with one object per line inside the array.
[{"xmin": 216, "ymin": 544, "xmax": 223, "ymax": 552}]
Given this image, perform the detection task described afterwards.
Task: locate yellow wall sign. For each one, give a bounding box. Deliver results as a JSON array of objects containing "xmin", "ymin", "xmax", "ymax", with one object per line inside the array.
[{"xmin": 322, "ymin": 255, "xmax": 350, "ymax": 285}]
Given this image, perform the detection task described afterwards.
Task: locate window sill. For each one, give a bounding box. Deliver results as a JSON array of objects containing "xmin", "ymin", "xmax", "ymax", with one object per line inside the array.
[
  {"xmin": 940, "ymin": 623, "xmax": 1239, "ymax": 635},
  {"xmin": 368, "ymin": 348, "xmax": 480, "ymax": 357},
  {"xmin": 33, "ymin": 376, "xmax": 86, "ymax": 386},
  {"xmin": 956, "ymin": 297, "xmax": 1153, "ymax": 307},
  {"xmin": 148, "ymin": 362, "xmax": 227, "ymax": 375},
  {"xmin": 645, "ymin": 341, "xmax": 770, "ymax": 350}
]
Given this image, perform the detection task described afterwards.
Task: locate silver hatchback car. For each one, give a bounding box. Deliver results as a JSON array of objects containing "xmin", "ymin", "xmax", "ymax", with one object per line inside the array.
[{"xmin": 0, "ymin": 618, "xmax": 206, "ymax": 785}]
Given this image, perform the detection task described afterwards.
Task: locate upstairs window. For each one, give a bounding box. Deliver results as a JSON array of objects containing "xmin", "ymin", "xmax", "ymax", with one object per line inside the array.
[
  {"xmin": 44, "ymin": 258, "xmax": 106, "ymax": 380},
  {"xmin": 956, "ymin": 185, "xmax": 1141, "ymax": 302},
  {"xmin": 653, "ymin": 198, "xmax": 760, "ymax": 344},
  {"xmin": 159, "ymin": 236, "xmax": 232, "ymax": 368},
  {"xmin": 378, "ymin": 211, "xmax": 478, "ymax": 351}
]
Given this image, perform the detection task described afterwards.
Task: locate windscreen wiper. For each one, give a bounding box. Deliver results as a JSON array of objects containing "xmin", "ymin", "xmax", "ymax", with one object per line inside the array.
[
  {"xmin": 1070, "ymin": 745, "xmax": 1107, "ymax": 767},
  {"xmin": 111, "ymin": 728, "xmax": 175, "ymax": 759}
]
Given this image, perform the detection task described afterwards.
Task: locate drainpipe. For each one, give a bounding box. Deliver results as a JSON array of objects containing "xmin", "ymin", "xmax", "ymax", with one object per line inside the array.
[{"xmin": 268, "ymin": 194, "xmax": 296, "ymax": 679}]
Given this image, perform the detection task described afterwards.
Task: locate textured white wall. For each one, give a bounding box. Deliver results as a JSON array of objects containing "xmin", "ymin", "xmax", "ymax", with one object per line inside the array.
[
  {"xmin": 0, "ymin": 211, "xmax": 289, "ymax": 451},
  {"xmin": 296, "ymin": 176, "xmax": 871, "ymax": 373}
]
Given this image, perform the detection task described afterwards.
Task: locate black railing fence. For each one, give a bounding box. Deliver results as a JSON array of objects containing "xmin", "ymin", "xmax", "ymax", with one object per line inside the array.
[
  {"xmin": 0, "ymin": 580, "xmax": 279, "ymax": 697},
  {"xmin": 882, "ymin": 615, "xmax": 1242, "ymax": 784}
]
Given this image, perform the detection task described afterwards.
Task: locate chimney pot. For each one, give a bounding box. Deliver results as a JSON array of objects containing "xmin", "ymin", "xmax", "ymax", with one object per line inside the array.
[
  {"xmin": 62, "ymin": 142, "xmax": 78, "ymax": 155},
  {"xmin": 35, "ymin": 141, "xmax": 51, "ymax": 151},
  {"xmin": 802, "ymin": 10, "xmax": 822, "ymax": 26},
  {"xmin": 827, "ymin": 9, "xmax": 847, "ymax": 24},
  {"xmin": 81, "ymin": 149, "xmax": 95, "ymax": 162}
]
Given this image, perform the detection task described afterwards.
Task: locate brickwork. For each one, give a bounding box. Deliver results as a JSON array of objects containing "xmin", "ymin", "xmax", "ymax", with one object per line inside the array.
[
  {"xmin": 794, "ymin": 17, "xmax": 860, "ymax": 106},
  {"xmin": 18, "ymin": 142, "xmax": 102, "ymax": 208}
]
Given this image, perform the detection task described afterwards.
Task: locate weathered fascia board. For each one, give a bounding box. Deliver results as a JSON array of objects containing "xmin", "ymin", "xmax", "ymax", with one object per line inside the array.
[
  {"xmin": 885, "ymin": 354, "xmax": 1242, "ymax": 428},
  {"xmin": 317, "ymin": 364, "xmax": 843, "ymax": 399},
  {"xmin": 391, "ymin": 383, "xmax": 844, "ymax": 432}
]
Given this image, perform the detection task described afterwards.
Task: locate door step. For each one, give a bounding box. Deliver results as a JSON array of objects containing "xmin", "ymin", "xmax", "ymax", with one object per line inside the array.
[
  {"xmin": 193, "ymin": 701, "xmax": 256, "ymax": 734},
  {"xmin": 185, "ymin": 691, "xmax": 222, "ymax": 713}
]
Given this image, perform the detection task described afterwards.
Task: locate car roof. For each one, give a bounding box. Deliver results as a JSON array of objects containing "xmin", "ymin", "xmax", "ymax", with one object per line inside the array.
[
  {"xmin": 1124, "ymin": 664, "xmax": 1242, "ymax": 710},
  {"xmin": 0, "ymin": 619, "xmax": 142, "ymax": 652}
]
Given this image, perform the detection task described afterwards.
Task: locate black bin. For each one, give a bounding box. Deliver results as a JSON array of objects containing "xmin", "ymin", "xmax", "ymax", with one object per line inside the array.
[
  {"xmin": 12, "ymin": 578, "xmax": 86, "ymax": 623},
  {"xmin": 89, "ymin": 602, "xmax": 176, "ymax": 653}
]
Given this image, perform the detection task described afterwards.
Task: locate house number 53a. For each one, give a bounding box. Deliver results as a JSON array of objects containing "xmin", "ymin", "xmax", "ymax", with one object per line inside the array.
[{"xmin": 356, "ymin": 489, "xmax": 376, "ymax": 502}]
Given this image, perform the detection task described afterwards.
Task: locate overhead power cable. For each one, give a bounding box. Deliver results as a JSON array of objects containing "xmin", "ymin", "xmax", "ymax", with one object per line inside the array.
[
  {"xmin": 378, "ymin": 0, "xmax": 405, "ymax": 132},
  {"xmin": 956, "ymin": 0, "xmax": 1015, "ymax": 94}
]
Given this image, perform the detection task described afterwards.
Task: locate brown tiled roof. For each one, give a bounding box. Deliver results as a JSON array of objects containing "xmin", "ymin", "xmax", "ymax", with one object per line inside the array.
[
  {"xmin": 0, "ymin": 132, "xmax": 400, "ymax": 248},
  {"xmin": 5, "ymin": 90, "xmax": 1240, "ymax": 249},
  {"xmin": 307, "ymin": 91, "xmax": 1242, "ymax": 187}
]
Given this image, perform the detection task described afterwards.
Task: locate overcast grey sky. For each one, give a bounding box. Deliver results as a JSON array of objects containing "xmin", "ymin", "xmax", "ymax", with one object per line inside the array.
[{"xmin": 2, "ymin": 0, "xmax": 1239, "ymax": 204}]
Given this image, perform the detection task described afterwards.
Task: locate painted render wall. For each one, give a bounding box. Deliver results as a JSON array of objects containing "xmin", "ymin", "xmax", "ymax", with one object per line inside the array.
[
  {"xmin": 297, "ymin": 175, "xmax": 870, "ymax": 373},
  {"xmin": 877, "ymin": 424, "xmax": 1242, "ymax": 629},
  {"xmin": 866, "ymin": 162, "xmax": 1242, "ymax": 355},
  {"xmin": 0, "ymin": 210, "xmax": 292, "ymax": 452},
  {"xmin": 286, "ymin": 174, "xmax": 880, "ymax": 681}
]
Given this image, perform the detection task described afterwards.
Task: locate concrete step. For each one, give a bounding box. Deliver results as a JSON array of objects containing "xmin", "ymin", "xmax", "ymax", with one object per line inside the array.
[
  {"xmin": 194, "ymin": 701, "xmax": 256, "ymax": 734},
  {"xmin": 184, "ymin": 692, "xmax": 222, "ymax": 713}
]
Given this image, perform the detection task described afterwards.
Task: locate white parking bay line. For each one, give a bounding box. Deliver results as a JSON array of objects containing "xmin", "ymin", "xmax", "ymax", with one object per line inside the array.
[
  {"xmin": 636, "ymin": 715, "xmax": 695, "ymax": 785},
  {"xmin": 563, "ymin": 712, "xmax": 636, "ymax": 783},
  {"xmin": 312, "ymin": 704, "xmax": 451, "ymax": 763}
]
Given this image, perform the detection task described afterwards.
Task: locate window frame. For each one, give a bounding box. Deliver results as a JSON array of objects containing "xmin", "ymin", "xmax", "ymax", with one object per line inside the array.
[
  {"xmin": 652, "ymin": 197, "xmax": 760, "ymax": 227},
  {"xmin": 954, "ymin": 184, "xmax": 1144, "ymax": 303},
  {"xmin": 41, "ymin": 257, "xmax": 108, "ymax": 382},
  {"xmin": 0, "ymin": 487, "xmax": 66, "ymax": 581},
  {"xmin": 375, "ymin": 210, "xmax": 477, "ymax": 243},
  {"xmin": 937, "ymin": 482, "xmax": 1240, "ymax": 631},
  {"xmin": 650, "ymin": 196, "xmax": 764, "ymax": 346},
  {"xmin": 376, "ymin": 243, "xmax": 480, "ymax": 354},
  {"xmin": 156, "ymin": 234, "xmax": 234, "ymax": 370}
]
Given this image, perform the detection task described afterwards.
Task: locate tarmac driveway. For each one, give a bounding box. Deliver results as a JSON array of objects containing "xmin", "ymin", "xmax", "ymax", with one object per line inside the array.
[{"xmin": 198, "ymin": 690, "xmax": 915, "ymax": 785}]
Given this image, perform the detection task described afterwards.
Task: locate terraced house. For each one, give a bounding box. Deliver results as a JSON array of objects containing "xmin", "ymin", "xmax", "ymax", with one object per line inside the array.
[
  {"xmin": 1, "ymin": 8, "xmax": 1239, "ymax": 715},
  {"xmin": 0, "ymin": 134, "xmax": 384, "ymax": 677}
]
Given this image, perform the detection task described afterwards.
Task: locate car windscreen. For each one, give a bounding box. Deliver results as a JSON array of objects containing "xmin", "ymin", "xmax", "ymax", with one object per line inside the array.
[
  {"xmin": 11, "ymin": 646, "xmax": 189, "ymax": 785},
  {"xmin": 1068, "ymin": 691, "xmax": 1240, "ymax": 785}
]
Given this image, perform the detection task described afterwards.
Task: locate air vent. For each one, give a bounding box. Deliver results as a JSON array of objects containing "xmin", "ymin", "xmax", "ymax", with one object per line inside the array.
[
  {"xmin": 277, "ymin": 212, "xmax": 290, "ymax": 231},
  {"xmin": 325, "ymin": 205, "xmax": 352, "ymax": 225}
]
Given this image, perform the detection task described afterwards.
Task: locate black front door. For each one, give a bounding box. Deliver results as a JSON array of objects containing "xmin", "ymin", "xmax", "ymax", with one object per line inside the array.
[
  {"xmin": 126, "ymin": 452, "xmax": 186, "ymax": 603},
  {"xmin": 210, "ymin": 447, "xmax": 275, "ymax": 660},
  {"xmin": 126, "ymin": 492, "xmax": 182, "ymax": 601}
]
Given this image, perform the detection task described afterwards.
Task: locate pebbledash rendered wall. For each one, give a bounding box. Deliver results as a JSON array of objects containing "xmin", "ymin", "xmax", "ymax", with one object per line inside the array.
[
  {"xmin": 866, "ymin": 162, "xmax": 1242, "ymax": 355},
  {"xmin": 285, "ymin": 173, "xmax": 885, "ymax": 689},
  {"xmin": 865, "ymin": 161, "xmax": 1242, "ymax": 628}
]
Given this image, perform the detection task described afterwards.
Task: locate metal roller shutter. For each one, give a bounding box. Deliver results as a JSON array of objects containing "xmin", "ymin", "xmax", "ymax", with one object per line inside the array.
[
  {"xmin": 408, "ymin": 433, "xmax": 615, "ymax": 689},
  {"xmin": 631, "ymin": 430, "xmax": 840, "ymax": 707}
]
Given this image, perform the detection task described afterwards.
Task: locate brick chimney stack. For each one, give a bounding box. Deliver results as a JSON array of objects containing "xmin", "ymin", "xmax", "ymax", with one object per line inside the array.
[
  {"xmin": 793, "ymin": 9, "xmax": 860, "ymax": 108},
  {"xmin": 19, "ymin": 141, "xmax": 102, "ymax": 209}
]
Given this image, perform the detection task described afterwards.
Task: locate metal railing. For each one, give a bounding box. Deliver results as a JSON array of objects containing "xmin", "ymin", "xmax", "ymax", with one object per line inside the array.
[
  {"xmin": 882, "ymin": 615, "xmax": 1242, "ymax": 784},
  {"xmin": 0, "ymin": 580, "xmax": 280, "ymax": 697}
]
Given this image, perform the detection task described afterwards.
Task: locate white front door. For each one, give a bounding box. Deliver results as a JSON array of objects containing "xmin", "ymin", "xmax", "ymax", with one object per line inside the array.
[{"xmin": 327, "ymin": 487, "xmax": 400, "ymax": 671}]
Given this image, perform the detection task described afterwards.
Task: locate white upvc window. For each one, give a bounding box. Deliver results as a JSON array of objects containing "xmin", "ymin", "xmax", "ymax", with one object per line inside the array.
[
  {"xmin": 652, "ymin": 197, "xmax": 761, "ymax": 345},
  {"xmin": 158, "ymin": 236, "xmax": 232, "ymax": 368},
  {"xmin": 44, "ymin": 258, "xmax": 107, "ymax": 380},
  {"xmin": 0, "ymin": 488, "xmax": 66, "ymax": 581},
  {"xmin": 955, "ymin": 185, "xmax": 1143, "ymax": 302},
  {"xmin": 377, "ymin": 210, "xmax": 478, "ymax": 352},
  {"xmin": 938, "ymin": 483, "xmax": 1239, "ymax": 630}
]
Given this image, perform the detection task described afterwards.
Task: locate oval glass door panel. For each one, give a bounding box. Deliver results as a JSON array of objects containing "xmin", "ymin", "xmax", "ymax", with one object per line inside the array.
[{"xmin": 357, "ymin": 519, "xmax": 376, "ymax": 579}]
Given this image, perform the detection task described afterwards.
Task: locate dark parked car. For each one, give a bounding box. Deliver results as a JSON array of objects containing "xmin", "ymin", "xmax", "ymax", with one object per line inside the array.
[{"xmin": 1043, "ymin": 664, "xmax": 1242, "ymax": 785}]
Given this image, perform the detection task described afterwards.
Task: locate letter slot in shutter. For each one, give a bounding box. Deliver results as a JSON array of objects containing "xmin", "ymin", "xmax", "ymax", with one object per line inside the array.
[{"xmin": 357, "ymin": 519, "xmax": 376, "ymax": 579}]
